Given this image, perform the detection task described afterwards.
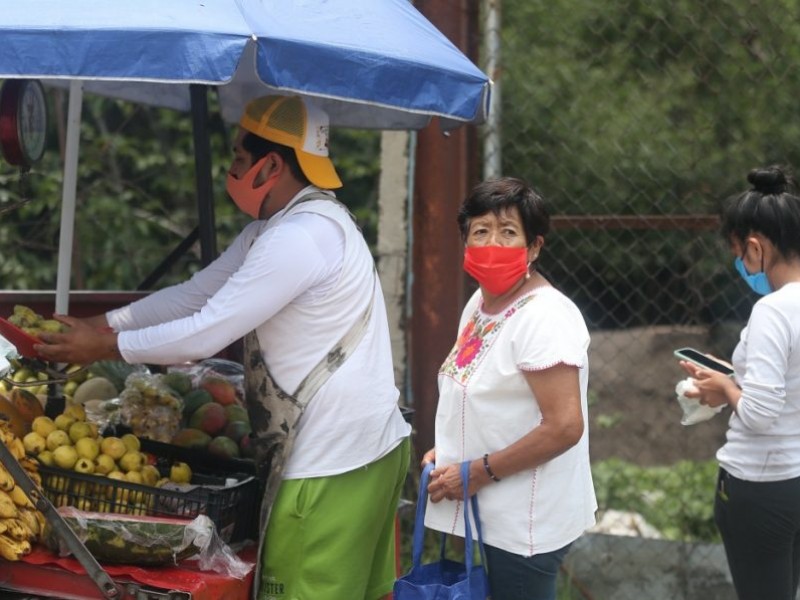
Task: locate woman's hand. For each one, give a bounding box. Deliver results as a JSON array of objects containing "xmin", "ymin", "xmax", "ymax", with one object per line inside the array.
[
  {"xmin": 427, "ymin": 459, "xmax": 486, "ymax": 503},
  {"xmin": 427, "ymin": 463, "xmax": 464, "ymax": 503},
  {"xmin": 421, "ymin": 448, "xmax": 436, "ymax": 468},
  {"xmin": 34, "ymin": 314, "xmax": 121, "ymax": 365},
  {"xmin": 679, "ymin": 360, "xmax": 740, "ymax": 408}
]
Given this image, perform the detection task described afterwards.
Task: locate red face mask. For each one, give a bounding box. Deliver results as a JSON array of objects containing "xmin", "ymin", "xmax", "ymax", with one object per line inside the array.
[
  {"xmin": 463, "ymin": 246, "xmax": 529, "ymax": 295},
  {"xmin": 226, "ymin": 156, "xmax": 278, "ymax": 219}
]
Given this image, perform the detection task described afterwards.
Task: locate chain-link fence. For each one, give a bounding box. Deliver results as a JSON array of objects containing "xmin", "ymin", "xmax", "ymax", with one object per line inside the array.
[{"xmin": 477, "ymin": 0, "xmax": 800, "ymax": 597}]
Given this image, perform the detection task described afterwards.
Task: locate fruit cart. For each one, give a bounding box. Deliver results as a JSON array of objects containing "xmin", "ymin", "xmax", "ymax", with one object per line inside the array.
[
  {"xmin": 0, "ymin": 427, "xmax": 259, "ymax": 599},
  {"xmin": 0, "ymin": 430, "xmax": 259, "ymax": 599},
  {"xmin": 0, "ymin": 333, "xmax": 261, "ymax": 600}
]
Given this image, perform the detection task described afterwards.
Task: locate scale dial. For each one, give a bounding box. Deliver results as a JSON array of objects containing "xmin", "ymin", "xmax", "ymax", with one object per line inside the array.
[{"xmin": 0, "ymin": 80, "xmax": 48, "ymax": 168}]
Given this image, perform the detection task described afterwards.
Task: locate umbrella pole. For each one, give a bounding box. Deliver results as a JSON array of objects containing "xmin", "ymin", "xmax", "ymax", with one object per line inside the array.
[
  {"xmin": 55, "ymin": 80, "xmax": 84, "ymax": 315},
  {"xmin": 190, "ymin": 84, "xmax": 217, "ymax": 266}
]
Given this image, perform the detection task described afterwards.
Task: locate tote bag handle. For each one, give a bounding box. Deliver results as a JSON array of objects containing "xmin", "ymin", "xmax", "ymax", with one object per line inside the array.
[{"xmin": 412, "ymin": 461, "xmax": 487, "ymax": 575}]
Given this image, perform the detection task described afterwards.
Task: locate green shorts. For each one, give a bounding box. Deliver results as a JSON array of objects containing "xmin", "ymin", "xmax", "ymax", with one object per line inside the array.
[{"xmin": 259, "ymin": 437, "xmax": 410, "ymax": 600}]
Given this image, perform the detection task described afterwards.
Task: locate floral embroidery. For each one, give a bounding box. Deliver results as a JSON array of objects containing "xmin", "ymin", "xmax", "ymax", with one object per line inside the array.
[
  {"xmin": 455, "ymin": 336, "xmax": 482, "ymax": 367},
  {"xmin": 440, "ymin": 293, "xmax": 537, "ymax": 384},
  {"xmin": 456, "ymin": 320, "xmax": 476, "ymax": 347}
]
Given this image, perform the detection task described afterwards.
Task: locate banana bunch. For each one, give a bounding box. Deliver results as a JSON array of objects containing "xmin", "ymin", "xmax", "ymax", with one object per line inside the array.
[{"xmin": 0, "ymin": 420, "xmax": 46, "ymax": 561}]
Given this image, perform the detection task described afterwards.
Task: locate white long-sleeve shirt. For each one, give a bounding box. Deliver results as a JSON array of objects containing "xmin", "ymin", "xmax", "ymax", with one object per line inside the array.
[
  {"xmin": 107, "ymin": 186, "xmax": 410, "ymax": 478},
  {"xmin": 717, "ymin": 282, "xmax": 800, "ymax": 481}
]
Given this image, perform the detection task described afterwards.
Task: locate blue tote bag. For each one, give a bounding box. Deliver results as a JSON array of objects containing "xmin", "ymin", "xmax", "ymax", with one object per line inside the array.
[{"xmin": 394, "ymin": 461, "xmax": 491, "ymax": 600}]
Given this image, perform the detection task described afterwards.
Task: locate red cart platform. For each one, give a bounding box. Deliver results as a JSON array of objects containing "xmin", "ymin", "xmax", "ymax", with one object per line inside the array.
[{"xmin": 0, "ymin": 545, "xmax": 256, "ymax": 600}]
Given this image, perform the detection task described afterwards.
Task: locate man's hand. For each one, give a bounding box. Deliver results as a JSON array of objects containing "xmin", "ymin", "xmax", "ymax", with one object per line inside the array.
[{"xmin": 34, "ymin": 314, "xmax": 121, "ymax": 365}]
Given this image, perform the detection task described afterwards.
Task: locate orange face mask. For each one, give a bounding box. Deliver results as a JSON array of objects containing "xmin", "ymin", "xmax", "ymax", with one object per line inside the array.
[
  {"xmin": 226, "ymin": 156, "xmax": 279, "ymax": 219},
  {"xmin": 463, "ymin": 245, "xmax": 528, "ymax": 295}
]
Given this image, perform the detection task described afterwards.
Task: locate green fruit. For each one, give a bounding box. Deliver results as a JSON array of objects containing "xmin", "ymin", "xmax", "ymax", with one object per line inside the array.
[
  {"xmin": 223, "ymin": 420, "xmax": 251, "ymax": 444},
  {"xmin": 207, "ymin": 436, "xmax": 240, "ymax": 460},
  {"xmin": 171, "ymin": 428, "xmax": 212, "ymax": 450},
  {"xmin": 223, "ymin": 404, "xmax": 250, "ymax": 425},
  {"xmin": 181, "ymin": 389, "xmax": 213, "ymax": 417},
  {"xmin": 162, "ymin": 372, "xmax": 193, "ymax": 397}
]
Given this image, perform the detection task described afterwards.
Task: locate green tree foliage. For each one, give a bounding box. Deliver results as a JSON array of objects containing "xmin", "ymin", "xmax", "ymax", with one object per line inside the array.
[
  {"xmin": 500, "ymin": 0, "xmax": 800, "ymax": 326},
  {"xmin": 0, "ymin": 89, "xmax": 379, "ymax": 291}
]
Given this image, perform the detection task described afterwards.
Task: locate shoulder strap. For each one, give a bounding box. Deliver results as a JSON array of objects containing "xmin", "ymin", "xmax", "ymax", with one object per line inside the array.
[
  {"xmin": 286, "ymin": 190, "xmax": 359, "ymax": 226},
  {"xmin": 292, "ymin": 272, "xmax": 376, "ymax": 404}
]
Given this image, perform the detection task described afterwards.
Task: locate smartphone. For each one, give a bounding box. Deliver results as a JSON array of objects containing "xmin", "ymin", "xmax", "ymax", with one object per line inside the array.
[{"xmin": 674, "ymin": 347, "xmax": 734, "ymax": 376}]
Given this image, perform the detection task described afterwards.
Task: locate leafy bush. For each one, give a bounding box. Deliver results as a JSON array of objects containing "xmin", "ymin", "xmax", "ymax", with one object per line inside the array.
[{"xmin": 592, "ymin": 458, "xmax": 720, "ymax": 542}]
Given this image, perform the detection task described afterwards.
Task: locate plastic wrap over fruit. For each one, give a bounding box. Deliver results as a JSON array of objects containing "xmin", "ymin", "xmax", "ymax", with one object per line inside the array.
[
  {"xmin": 48, "ymin": 507, "xmax": 253, "ymax": 577},
  {"xmin": 120, "ymin": 373, "xmax": 183, "ymax": 442},
  {"xmin": 166, "ymin": 359, "xmax": 245, "ymax": 408}
]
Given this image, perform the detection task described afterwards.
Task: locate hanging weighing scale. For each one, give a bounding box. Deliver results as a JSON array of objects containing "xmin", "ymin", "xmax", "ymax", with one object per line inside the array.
[
  {"xmin": 0, "ymin": 78, "xmax": 48, "ymax": 216},
  {"xmin": 0, "ymin": 79, "xmax": 47, "ymax": 169}
]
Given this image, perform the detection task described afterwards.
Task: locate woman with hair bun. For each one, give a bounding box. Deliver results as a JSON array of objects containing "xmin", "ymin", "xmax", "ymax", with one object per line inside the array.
[{"xmin": 678, "ymin": 165, "xmax": 800, "ymax": 600}]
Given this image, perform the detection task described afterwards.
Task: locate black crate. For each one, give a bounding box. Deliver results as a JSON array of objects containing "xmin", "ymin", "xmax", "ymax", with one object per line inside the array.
[{"xmin": 38, "ymin": 440, "xmax": 259, "ymax": 543}]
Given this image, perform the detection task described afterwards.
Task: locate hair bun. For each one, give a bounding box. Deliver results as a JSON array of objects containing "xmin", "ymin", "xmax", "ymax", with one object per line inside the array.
[{"xmin": 747, "ymin": 166, "xmax": 789, "ymax": 195}]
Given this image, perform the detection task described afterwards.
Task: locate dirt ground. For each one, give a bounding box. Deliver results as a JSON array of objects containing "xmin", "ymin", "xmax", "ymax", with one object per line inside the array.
[{"xmin": 587, "ymin": 324, "xmax": 741, "ymax": 465}]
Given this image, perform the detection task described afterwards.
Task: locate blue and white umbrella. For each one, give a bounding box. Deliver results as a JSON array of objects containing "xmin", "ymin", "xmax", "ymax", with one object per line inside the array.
[
  {"xmin": 0, "ymin": 0, "xmax": 490, "ymax": 129},
  {"xmin": 0, "ymin": 0, "xmax": 490, "ymax": 312}
]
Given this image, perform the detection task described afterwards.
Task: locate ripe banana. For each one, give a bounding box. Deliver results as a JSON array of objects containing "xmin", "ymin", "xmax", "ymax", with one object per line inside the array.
[
  {"xmin": 17, "ymin": 509, "xmax": 40, "ymax": 537},
  {"xmin": 0, "ymin": 419, "xmax": 48, "ymax": 555},
  {"xmin": 7, "ymin": 438, "xmax": 24, "ymax": 461},
  {"xmin": 0, "ymin": 517, "xmax": 29, "ymax": 541},
  {"xmin": 0, "ymin": 464, "xmax": 14, "ymax": 492},
  {"xmin": 9, "ymin": 485, "xmax": 32, "ymax": 508},
  {"xmin": 0, "ymin": 490, "xmax": 18, "ymax": 519},
  {"xmin": 0, "ymin": 534, "xmax": 30, "ymax": 561}
]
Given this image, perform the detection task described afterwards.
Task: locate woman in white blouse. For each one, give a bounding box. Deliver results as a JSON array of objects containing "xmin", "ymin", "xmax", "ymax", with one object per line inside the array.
[{"xmin": 422, "ymin": 177, "xmax": 597, "ymax": 600}]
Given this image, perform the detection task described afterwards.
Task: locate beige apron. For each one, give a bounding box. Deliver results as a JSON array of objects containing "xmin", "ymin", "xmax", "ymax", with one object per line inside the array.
[{"xmin": 242, "ymin": 192, "xmax": 375, "ymax": 597}]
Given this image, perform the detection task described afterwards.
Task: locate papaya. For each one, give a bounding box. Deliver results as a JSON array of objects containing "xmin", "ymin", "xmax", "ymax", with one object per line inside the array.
[
  {"xmin": 9, "ymin": 388, "xmax": 44, "ymax": 425},
  {"xmin": 73, "ymin": 377, "xmax": 118, "ymax": 404},
  {"xmin": 0, "ymin": 396, "xmax": 29, "ymax": 438}
]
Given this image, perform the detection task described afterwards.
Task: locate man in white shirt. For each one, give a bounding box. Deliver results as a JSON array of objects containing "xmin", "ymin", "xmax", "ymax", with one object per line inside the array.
[{"xmin": 37, "ymin": 95, "xmax": 411, "ymax": 600}]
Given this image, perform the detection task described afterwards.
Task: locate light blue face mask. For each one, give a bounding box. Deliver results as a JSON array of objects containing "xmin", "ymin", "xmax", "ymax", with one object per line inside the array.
[{"xmin": 734, "ymin": 256, "xmax": 773, "ymax": 295}]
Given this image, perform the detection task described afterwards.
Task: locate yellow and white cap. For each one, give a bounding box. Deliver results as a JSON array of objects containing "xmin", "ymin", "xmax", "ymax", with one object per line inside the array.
[{"xmin": 239, "ymin": 95, "xmax": 342, "ymax": 189}]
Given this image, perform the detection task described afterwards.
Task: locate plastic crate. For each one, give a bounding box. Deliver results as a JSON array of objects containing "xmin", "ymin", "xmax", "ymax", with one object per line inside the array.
[{"xmin": 38, "ymin": 440, "xmax": 259, "ymax": 544}]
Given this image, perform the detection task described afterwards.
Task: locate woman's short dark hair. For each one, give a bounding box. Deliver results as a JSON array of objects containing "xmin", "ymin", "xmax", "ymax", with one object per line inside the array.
[
  {"xmin": 721, "ymin": 165, "xmax": 800, "ymax": 258},
  {"xmin": 241, "ymin": 132, "xmax": 310, "ymax": 186},
  {"xmin": 457, "ymin": 177, "xmax": 550, "ymax": 245}
]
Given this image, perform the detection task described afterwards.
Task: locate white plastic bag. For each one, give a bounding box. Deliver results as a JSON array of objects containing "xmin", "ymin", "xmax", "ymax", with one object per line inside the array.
[{"xmin": 675, "ymin": 378, "xmax": 724, "ymax": 426}]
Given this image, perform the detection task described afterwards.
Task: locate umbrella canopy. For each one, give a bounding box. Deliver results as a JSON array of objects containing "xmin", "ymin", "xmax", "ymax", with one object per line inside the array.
[
  {"xmin": 0, "ymin": 0, "xmax": 491, "ymax": 314},
  {"xmin": 0, "ymin": 0, "xmax": 490, "ymax": 129}
]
